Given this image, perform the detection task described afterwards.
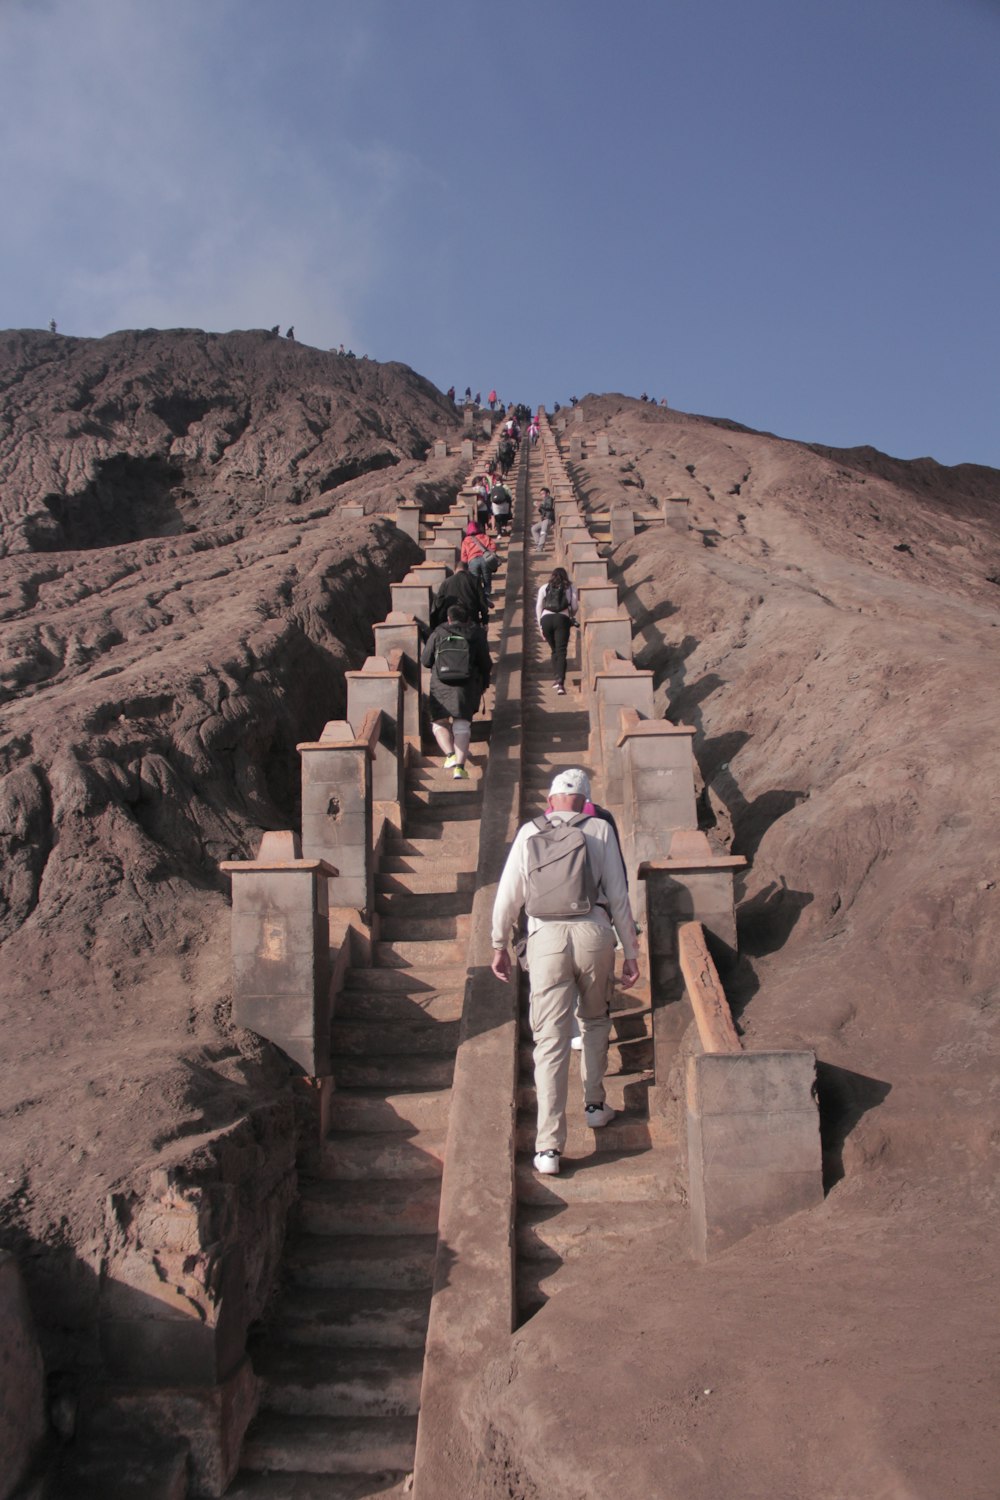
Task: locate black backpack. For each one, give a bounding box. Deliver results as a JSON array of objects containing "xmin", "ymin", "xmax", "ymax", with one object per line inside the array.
[
  {"xmin": 434, "ymin": 629, "xmax": 472, "ymax": 684},
  {"xmin": 542, "ymin": 580, "xmax": 568, "ymax": 612}
]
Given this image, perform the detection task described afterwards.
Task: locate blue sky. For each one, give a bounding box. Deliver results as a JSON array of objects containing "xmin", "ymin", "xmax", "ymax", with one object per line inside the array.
[{"xmin": 1, "ymin": 0, "xmax": 998, "ymax": 467}]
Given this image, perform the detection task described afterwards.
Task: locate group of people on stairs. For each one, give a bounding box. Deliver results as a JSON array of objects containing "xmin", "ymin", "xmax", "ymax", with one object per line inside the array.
[{"xmin": 423, "ymin": 436, "xmax": 640, "ymax": 1177}]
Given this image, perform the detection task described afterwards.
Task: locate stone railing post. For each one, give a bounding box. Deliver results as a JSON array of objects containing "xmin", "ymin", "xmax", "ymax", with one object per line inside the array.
[
  {"xmin": 637, "ymin": 830, "xmax": 747, "ymax": 1121},
  {"xmin": 610, "ymin": 505, "xmax": 636, "ymax": 545},
  {"xmin": 591, "ymin": 662, "xmax": 654, "ymax": 808},
  {"xmin": 582, "ymin": 612, "xmax": 633, "ymax": 703},
  {"xmin": 346, "ymin": 658, "xmax": 405, "ymax": 834},
  {"xmin": 618, "ymin": 713, "xmax": 698, "ymax": 887},
  {"xmin": 395, "ymin": 502, "xmax": 422, "ymax": 544},
  {"xmin": 390, "ymin": 574, "xmax": 433, "ymax": 628},
  {"xmin": 373, "ymin": 613, "xmax": 423, "ymax": 747},
  {"xmin": 298, "ymin": 715, "xmax": 379, "ymax": 918},
  {"xmin": 220, "ymin": 830, "xmax": 336, "ymax": 1077},
  {"xmin": 576, "ymin": 582, "xmax": 619, "ymax": 621}
]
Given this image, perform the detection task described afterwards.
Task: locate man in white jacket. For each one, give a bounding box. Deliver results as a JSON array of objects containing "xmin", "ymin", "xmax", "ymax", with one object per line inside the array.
[{"xmin": 491, "ymin": 769, "xmax": 640, "ymax": 1174}]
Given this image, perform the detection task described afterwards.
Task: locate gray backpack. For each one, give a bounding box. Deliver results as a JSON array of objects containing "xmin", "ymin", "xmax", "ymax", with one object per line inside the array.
[{"xmin": 524, "ymin": 815, "xmax": 599, "ymax": 919}]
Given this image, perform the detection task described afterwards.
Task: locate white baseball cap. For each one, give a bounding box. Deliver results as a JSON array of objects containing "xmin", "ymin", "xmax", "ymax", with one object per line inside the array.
[{"xmin": 549, "ymin": 768, "xmax": 591, "ymax": 800}]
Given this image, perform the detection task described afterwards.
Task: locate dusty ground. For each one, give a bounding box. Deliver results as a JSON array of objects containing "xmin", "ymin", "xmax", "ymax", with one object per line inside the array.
[{"xmin": 476, "ymin": 397, "xmax": 1000, "ymax": 1499}]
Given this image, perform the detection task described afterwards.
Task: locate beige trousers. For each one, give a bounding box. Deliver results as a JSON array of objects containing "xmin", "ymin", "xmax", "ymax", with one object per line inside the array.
[{"xmin": 526, "ymin": 919, "xmax": 616, "ymax": 1153}]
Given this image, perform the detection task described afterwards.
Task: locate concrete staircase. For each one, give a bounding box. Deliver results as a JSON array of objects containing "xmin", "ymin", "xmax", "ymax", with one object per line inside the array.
[
  {"xmin": 227, "ymin": 447, "xmax": 679, "ymax": 1493},
  {"xmin": 227, "ymin": 518, "xmax": 508, "ymax": 1496},
  {"xmin": 514, "ymin": 486, "xmax": 668, "ymax": 1326}
]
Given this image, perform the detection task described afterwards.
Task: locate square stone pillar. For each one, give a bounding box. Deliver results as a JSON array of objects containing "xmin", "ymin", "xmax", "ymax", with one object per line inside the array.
[
  {"xmin": 591, "ymin": 663, "xmax": 653, "ymax": 807},
  {"xmin": 373, "ymin": 614, "xmax": 422, "ymax": 746},
  {"xmin": 432, "ymin": 440, "xmax": 447, "ymax": 458},
  {"xmin": 568, "ymin": 436, "xmax": 583, "ymax": 461},
  {"xmin": 569, "ymin": 540, "xmax": 600, "ymax": 567},
  {"xmin": 346, "ymin": 659, "xmax": 405, "ymax": 828},
  {"xmin": 638, "ymin": 833, "xmax": 747, "ymax": 995},
  {"xmin": 610, "ymin": 505, "xmax": 636, "ymax": 545},
  {"xmin": 220, "ymin": 830, "xmax": 336, "ymax": 1076},
  {"xmin": 595, "ymin": 433, "xmax": 610, "ymax": 457},
  {"xmin": 583, "ymin": 612, "xmax": 634, "ymax": 701},
  {"xmin": 390, "ymin": 574, "xmax": 433, "ymax": 627},
  {"xmin": 422, "ymin": 542, "xmax": 457, "ymax": 571},
  {"xmin": 575, "ymin": 558, "xmax": 610, "ymax": 586},
  {"xmin": 577, "ymin": 582, "xmax": 619, "ymax": 621},
  {"xmin": 413, "ymin": 560, "xmax": 450, "ymax": 592},
  {"xmin": 687, "ymin": 1050, "xmax": 823, "ymax": 1260},
  {"xmin": 298, "ymin": 717, "xmax": 378, "ymax": 917},
  {"xmin": 666, "ymin": 498, "xmax": 690, "ymax": 533},
  {"xmin": 463, "ymin": 405, "xmax": 474, "ymax": 430},
  {"xmin": 638, "ymin": 832, "xmax": 747, "ymax": 1116},
  {"xmin": 618, "ymin": 716, "xmax": 698, "ymax": 886},
  {"xmin": 573, "ymin": 405, "xmax": 584, "ymax": 423},
  {"xmin": 395, "ymin": 502, "xmax": 422, "ymax": 544},
  {"xmin": 556, "ymin": 417, "xmax": 566, "ymax": 433},
  {"xmin": 434, "ymin": 523, "xmax": 464, "ymax": 551},
  {"xmin": 340, "ymin": 502, "xmax": 365, "ymax": 523}
]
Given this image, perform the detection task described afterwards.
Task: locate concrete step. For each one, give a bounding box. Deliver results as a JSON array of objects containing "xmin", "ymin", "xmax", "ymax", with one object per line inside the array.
[
  {"xmin": 375, "ymin": 869, "xmax": 476, "ymax": 897},
  {"xmin": 268, "ymin": 1285, "xmax": 432, "ymax": 1350},
  {"xmin": 373, "ymin": 938, "xmax": 468, "ymax": 969},
  {"xmin": 321, "ymin": 1089, "xmax": 451, "ymax": 1135},
  {"xmin": 226, "ymin": 1469, "xmax": 411, "ymax": 1499},
  {"xmin": 240, "ymin": 1414, "xmax": 417, "ymax": 1476},
  {"xmin": 406, "ymin": 790, "xmax": 482, "ymax": 819},
  {"xmin": 518, "ymin": 1038, "xmax": 654, "ymax": 1076},
  {"xmin": 515, "ymin": 1108, "xmax": 653, "ymax": 1156},
  {"xmin": 342, "ymin": 963, "xmax": 467, "ymax": 995},
  {"xmin": 297, "ymin": 1178, "xmax": 441, "ymax": 1237},
  {"xmin": 374, "ymin": 887, "xmax": 473, "ymax": 917},
  {"xmin": 514, "ymin": 1149, "xmax": 665, "ymax": 1206},
  {"xmin": 333, "ymin": 988, "xmax": 464, "ymax": 1025},
  {"xmin": 409, "ymin": 765, "xmax": 484, "ymax": 791},
  {"xmin": 330, "ymin": 1017, "xmax": 461, "ymax": 1057},
  {"xmin": 516, "ymin": 1072, "xmax": 652, "ymax": 1116},
  {"xmin": 517, "ymin": 1001, "xmax": 653, "ymax": 1045},
  {"xmin": 377, "ymin": 912, "xmax": 470, "ymax": 943},
  {"xmin": 334, "ymin": 1052, "xmax": 455, "ymax": 1091},
  {"xmin": 258, "ymin": 1346, "xmax": 424, "ymax": 1419},
  {"xmin": 286, "ymin": 1233, "xmax": 437, "ymax": 1291},
  {"xmin": 311, "ymin": 1130, "xmax": 447, "ymax": 1181},
  {"xmin": 382, "ymin": 831, "xmax": 475, "ymax": 860},
  {"xmin": 516, "ymin": 1199, "xmax": 664, "ymax": 1265}
]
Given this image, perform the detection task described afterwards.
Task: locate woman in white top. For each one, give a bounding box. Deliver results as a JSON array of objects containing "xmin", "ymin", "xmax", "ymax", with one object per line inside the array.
[{"xmin": 536, "ymin": 566, "xmax": 579, "ymax": 695}]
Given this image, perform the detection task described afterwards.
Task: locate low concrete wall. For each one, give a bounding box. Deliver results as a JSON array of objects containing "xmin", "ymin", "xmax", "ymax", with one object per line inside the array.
[{"xmin": 687, "ymin": 1050, "xmax": 824, "ymax": 1259}]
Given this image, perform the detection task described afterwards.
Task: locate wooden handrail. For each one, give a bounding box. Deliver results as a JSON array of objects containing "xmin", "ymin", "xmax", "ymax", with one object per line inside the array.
[{"xmin": 677, "ymin": 920, "xmax": 741, "ymax": 1055}]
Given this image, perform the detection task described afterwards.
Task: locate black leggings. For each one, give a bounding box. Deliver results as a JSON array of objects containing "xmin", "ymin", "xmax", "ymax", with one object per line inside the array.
[{"xmin": 541, "ymin": 612, "xmax": 572, "ymax": 687}]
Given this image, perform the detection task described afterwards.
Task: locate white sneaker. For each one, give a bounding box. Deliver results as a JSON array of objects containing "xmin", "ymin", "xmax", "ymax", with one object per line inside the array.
[
  {"xmin": 570, "ymin": 1035, "xmax": 583, "ymax": 1052},
  {"xmin": 584, "ymin": 1103, "xmax": 616, "ymax": 1129},
  {"xmin": 533, "ymin": 1149, "xmax": 561, "ymax": 1175}
]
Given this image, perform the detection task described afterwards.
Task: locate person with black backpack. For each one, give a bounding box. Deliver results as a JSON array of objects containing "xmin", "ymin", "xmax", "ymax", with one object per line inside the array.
[
  {"xmin": 530, "ymin": 486, "xmax": 555, "ymax": 549},
  {"xmin": 420, "ymin": 603, "xmax": 492, "ymax": 780},
  {"xmin": 490, "ymin": 768, "xmax": 640, "ymax": 1175},
  {"xmin": 536, "ymin": 566, "xmax": 579, "ymax": 696}
]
